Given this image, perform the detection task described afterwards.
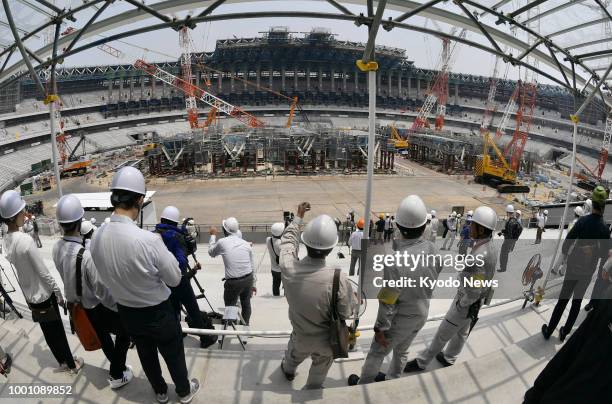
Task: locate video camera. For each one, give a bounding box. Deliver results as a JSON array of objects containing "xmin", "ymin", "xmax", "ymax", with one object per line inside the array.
[
  {"xmin": 181, "ymin": 217, "xmax": 198, "ymax": 256},
  {"xmin": 283, "ymin": 211, "xmax": 294, "ymax": 227}
]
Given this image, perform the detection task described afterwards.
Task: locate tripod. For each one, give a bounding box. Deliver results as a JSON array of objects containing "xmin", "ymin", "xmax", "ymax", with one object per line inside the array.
[{"xmin": 188, "ymin": 254, "xmax": 218, "ymax": 317}]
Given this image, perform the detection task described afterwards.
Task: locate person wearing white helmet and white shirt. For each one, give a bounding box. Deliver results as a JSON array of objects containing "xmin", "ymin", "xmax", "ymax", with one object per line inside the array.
[
  {"xmin": 429, "ymin": 210, "xmax": 439, "ymax": 243},
  {"xmin": 405, "ymin": 206, "xmax": 498, "ymax": 372},
  {"xmin": 348, "ymin": 195, "xmax": 442, "ymax": 385},
  {"xmin": 348, "ymin": 218, "xmax": 365, "ymax": 276},
  {"xmin": 279, "ymin": 202, "xmax": 358, "ymax": 389},
  {"xmin": 535, "ymin": 208, "xmax": 548, "ymax": 244},
  {"xmin": 53, "ymin": 195, "xmax": 132, "ymax": 388},
  {"xmin": 441, "ymin": 211, "xmax": 458, "ymax": 250},
  {"xmin": 267, "ymin": 222, "xmax": 285, "ymax": 296},
  {"xmin": 30, "ymin": 215, "xmax": 42, "ymax": 248},
  {"xmin": 0, "ymin": 190, "xmax": 83, "ymax": 374},
  {"xmin": 80, "ymin": 220, "xmax": 96, "ymax": 249},
  {"xmin": 497, "ymin": 204, "xmax": 522, "ymax": 273},
  {"xmin": 422, "ymin": 213, "xmax": 433, "ymax": 242},
  {"xmin": 90, "ymin": 217, "xmax": 98, "ymax": 227},
  {"xmin": 208, "ymin": 216, "xmax": 256, "ymax": 325},
  {"xmin": 90, "ymin": 167, "xmax": 199, "ymax": 404}
]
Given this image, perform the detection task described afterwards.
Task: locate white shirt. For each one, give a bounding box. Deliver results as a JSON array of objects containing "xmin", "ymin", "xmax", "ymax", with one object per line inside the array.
[
  {"xmin": 266, "ymin": 236, "xmax": 282, "ymax": 272},
  {"xmin": 384, "ymin": 218, "xmax": 394, "ymax": 231},
  {"xmin": 90, "ymin": 214, "xmax": 181, "ymax": 308},
  {"xmin": 537, "ymin": 213, "xmax": 547, "ymax": 229},
  {"xmin": 208, "ymin": 234, "xmax": 255, "ymax": 279},
  {"xmin": 53, "ymin": 236, "xmax": 117, "ymax": 310},
  {"xmin": 349, "ymin": 230, "xmax": 363, "ymax": 251},
  {"xmin": 430, "ymin": 218, "xmax": 439, "ymax": 235},
  {"xmin": 4, "ymin": 231, "xmax": 62, "ymax": 304}
]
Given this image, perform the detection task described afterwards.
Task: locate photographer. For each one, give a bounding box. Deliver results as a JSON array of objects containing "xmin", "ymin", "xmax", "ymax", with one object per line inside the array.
[
  {"xmin": 155, "ymin": 206, "xmax": 216, "ymax": 349},
  {"xmin": 267, "ymin": 223, "xmax": 285, "ymax": 297}
]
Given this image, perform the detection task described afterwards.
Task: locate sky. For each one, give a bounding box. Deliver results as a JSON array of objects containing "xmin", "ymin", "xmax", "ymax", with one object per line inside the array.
[{"xmin": 2, "ymin": 0, "xmax": 611, "ymax": 88}]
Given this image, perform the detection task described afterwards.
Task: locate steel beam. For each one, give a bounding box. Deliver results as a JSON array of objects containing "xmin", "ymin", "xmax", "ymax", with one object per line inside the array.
[
  {"xmin": 516, "ymin": 39, "xmax": 543, "ymax": 61},
  {"xmin": 32, "ymin": 0, "xmax": 62, "ymax": 14},
  {"xmin": 362, "ymin": 0, "xmax": 387, "ymax": 61},
  {"xmin": 1, "ymin": 0, "xmax": 45, "ymax": 95},
  {"xmin": 574, "ymin": 49, "xmax": 612, "ymax": 61},
  {"xmin": 455, "ymin": 0, "xmax": 502, "ymax": 53},
  {"xmin": 393, "ymin": 0, "xmax": 444, "ymax": 23},
  {"xmin": 367, "ymin": 0, "xmax": 374, "ymax": 17},
  {"xmin": 65, "ymin": 0, "xmax": 114, "ymax": 53},
  {"xmin": 547, "ymin": 17, "xmax": 608, "ymax": 39},
  {"xmin": 198, "ymin": 0, "xmax": 226, "ymax": 17},
  {"xmin": 506, "ymin": 0, "xmax": 550, "ymax": 19},
  {"xmin": 594, "ymin": 0, "xmax": 612, "ymax": 22},
  {"xmin": 0, "ymin": 19, "xmax": 39, "ymax": 37},
  {"xmin": 325, "ymin": 0, "xmax": 355, "ymax": 16},
  {"xmin": 25, "ymin": 47, "xmax": 43, "ymax": 64},
  {"xmin": 546, "ymin": 44, "xmax": 570, "ymax": 88},
  {"xmin": 523, "ymin": 0, "xmax": 586, "ymax": 25},
  {"xmin": 0, "ymin": 49, "xmax": 14, "ymax": 76},
  {"xmin": 566, "ymin": 37, "xmax": 612, "ymax": 51},
  {"xmin": 14, "ymin": 0, "xmax": 54, "ymax": 18},
  {"xmin": 123, "ymin": 0, "xmax": 173, "ymax": 23}
]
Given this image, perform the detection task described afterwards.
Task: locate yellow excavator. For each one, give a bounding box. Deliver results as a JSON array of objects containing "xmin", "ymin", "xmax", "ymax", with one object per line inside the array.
[
  {"xmin": 389, "ymin": 124, "xmax": 409, "ymax": 151},
  {"xmin": 475, "ymin": 132, "xmax": 529, "ymax": 193}
]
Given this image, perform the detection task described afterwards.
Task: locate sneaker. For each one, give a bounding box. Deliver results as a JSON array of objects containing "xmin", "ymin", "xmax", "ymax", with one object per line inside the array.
[
  {"xmin": 559, "ymin": 326, "xmax": 569, "ymax": 342},
  {"xmin": 374, "ymin": 372, "xmax": 386, "ymax": 382},
  {"xmin": 347, "ymin": 374, "xmax": 360, "ymax": 386},
  {"xmin": 435, "ymin": 352, "xmax": 453, "ymax": 367},
  {"xmin": 109, "ymin": 365, "xmax": 133, "ymax": 389},
  {"xmin": 541, "ymin": 324, "xmax": 552, "ymax": 340},
  {"xmin": 53, "ymin": 363, "xmax": 71, "ymax": 373},
  {"xmin": 70, "ymin": 357, "xmax": 84, "ymax": 375},
  {"xmin": 156, "ymin": 393, "xmax": 169, "ymax": 403},
  {"xmin": 403, "ymin": 359, "xmax": 425, "ymax": 373},
  {"xmin": 179, "ymin": 378, "xmax": 200, "ymax": 404},
  {"xmin": 0, "ymin": 353, "xmax": 12, "ymax": 375},
  {"xmin": 280, "ymin": 361, "xmax": 295, "ymax": 381}
]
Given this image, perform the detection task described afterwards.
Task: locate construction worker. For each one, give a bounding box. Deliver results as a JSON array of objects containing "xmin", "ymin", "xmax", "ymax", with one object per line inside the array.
[
  {"xmin": 457, "ymin": 214, "xmax": 473, "ymax": 256},
  {"xmin": 429, "ymin": 210, "xmax": 439, "ymax": 243},
  {"xmin": 348, "ymin": 218, "xmax": 364, "ymax": 276},
  {"xmin": 348, "ymin": 195, "xmax": 442, "ymax": 385},
  {"xmin": 54, "ymin": 195, "xmax": 132, "ymax": 388},
  {"xmin": 497, "ymin": 204, "xmax": 522, "ymax": 273},
  {"xmin": 535, "ymin": 209, "xmax": 548, "ymax": 244},
  {"xmin": 208, "ymin": 216, "xmax": 256, "ymax": 325},
  {"xmin": 541, "ymin": 186, "xmax": 610, "ymax": 341},
  {"xmin": 441, "ymin": 211, "xmax": 458, "ymax": 250},
  {"xmin": 515, "ymin": 209, "xmax": 522, "ymax": 227},
  {"xmin": 80, "ymin": 220, "xmax": 96, "ymax": 249},
  {"xmin": 31, "ymin": 215, "xmax": 42, "ymax": 248},
  {"xmin": 405, "ymin": 206, "xmax": 498, "ymax": 372},
  {"xmin": 384, "ymin": 214, "xmax": 394, "ymax": 242},
  {"xmin": 551, "ymin": 206, "xmax": 584, "ymax": 277},
  {"xmin": 267, "ymin": 222, "xmax": 285, "ymax": 296},
  {"xmin": 90, "ymin": 217, "xmax": 98, "ymax": 228},
  {"xmin": 0, "ymin": 191, "xmax": 84, "ymax": 374},
  {"xmin": 155, "ymin": 206, "xmax": 216, "ymax": 349},
  {"xmin": 90, "ymin": 167, "xmax": 199, "ymax": 404},
  {"xmin": 423, "ymin": 214, "xmax": 433, "ymax": 242},
  {"xmin": 375, "ymin": 214, "xmax": 385, "ymax": 244},
  {"xmin": 279, "ymin": 202, "xmax": 357, "ymax": 389}
]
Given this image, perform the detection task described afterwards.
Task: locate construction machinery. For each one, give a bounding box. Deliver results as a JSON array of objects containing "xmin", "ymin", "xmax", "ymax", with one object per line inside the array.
[
  {"xmin": 475, "ymin": 132, "xmax": 530, "ymax": 193},
  {"xmin": 503, "ymin": 81, "xmax": 537, "ymax": 172},
  {"xmin": 58, "ymin": 131, "xmax": 97, "ymax": 177},
  {"xmin": 389, "ymin": 125, "xmax": 409, "ymax": 151},
  {"xmin": 575, "ymin": 115, "xmax": 611, "ymax": 189},
  {"xmin": 134, "ymin": 59, "xmax": 265, "ymax": 128}
]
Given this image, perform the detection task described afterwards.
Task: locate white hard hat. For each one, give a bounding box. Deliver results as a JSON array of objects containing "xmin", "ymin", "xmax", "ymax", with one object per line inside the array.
[
  {"xmin": 395, "ymin": 195, "xmax": 427, "ymax": 228},
  {"xmin": 271, "ymin": 222, "xmax": 285, "ymax": 237},
  {"xmin": 80, "ymin": 220, "xmax": 94, "ymax": 235},
  {"xmin": 431, "ymin": 210, "xmax": 436, "ymax": 217},
  {"xmin": 385, "ymin": 213, "xmax": 390, "ymax": 217},
  {"xmin": 585, "ymin": 199, "xmax": 592, "ymax": 208},
  {"xmin": 90, "ymin": 217, "xmax": 97, "ymax": 224},
  {"xmin": 466, "ymin": 210, "xmax": 474, "ymax": 217},
  {"xmin": 506, "ymin": 204, "xmax": 515, "ymax": 213},
  {"xmin": 0, "ymin": 190, "xmax": 26, "ymax": 219},
  {"xmin": 516, "ymin": 209, "xmax": 522, "ymax": 216},
  {"xmin": 426, "ymin": 213, "xmax": 432, "ymax": 221},
  {"xmin": 222, "ymin": 217, "xmax": 240, "ymax": 234},
  {"xmin": 544, "ymin": 210, "xmax": 548, "ymax": 215},
  {"xmin": 160, "ymin": 206, "xmax": 180, "ymax": 223},
  {"xmin": 451, "ymin": 211, "xmax": 457, "ymax": 217},
  {"xmin": 301, "ymin": 215, "xmax": 338, "ymax": 250},
  {"xmin": 574, "ymin": 206, "xmax": 584, "ymax": 216},
  {"xmin": 56, "ymin": 194, "xmax": 85, "ymax": 223},
  {"xmin": 457, "ymin": 213, "xmax": 462, "ymax": 218},
  {"xmin": 110, "ymin": 166, "xmax": 146, "ymax": 195},
  {"xmin": 104, "ymin": 217, "xmax": 111, "ymax": 224},
  {"xmin": 31, "ymin": 215, "xmax": 35, "ymax": 219},
  {"xmin": 472, "ymin": 206, "xmax": 498, "ymax": 231}
]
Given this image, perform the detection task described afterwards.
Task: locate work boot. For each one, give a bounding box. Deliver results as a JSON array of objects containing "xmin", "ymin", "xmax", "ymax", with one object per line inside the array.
[
  {"xmin": 347, "ymin": 374, "xmax": 360, "ymax": 386},
  {"xmin": 541, "ymin": 324, "xmax": 552, "ymax": 340},
  {"xmin": 403, "ymin": 359, "xmax": 425, "ymax": 373},
  {"xmin": 280, "ymin": 361, "xmax": 295, "ymax": 381},
  {"xmin": 497, "ymin": 268, "xmax": 506, "ymax": 273},
  {"xmin": 435, "ymin": 352, "xmax": 453, "ymax": 367},
  {"xmin": 374, "ymin": 372, "xmax": 386, "ymax": 382},
  {"xmin": 559, "ymin": 326, "xmax": 569, "ymax": 342}
]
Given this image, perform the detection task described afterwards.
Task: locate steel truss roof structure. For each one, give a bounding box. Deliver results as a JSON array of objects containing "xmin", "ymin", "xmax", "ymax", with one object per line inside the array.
[{"xmin": 0, "ymin": 0, "xmax": 611, "ymax": 105}]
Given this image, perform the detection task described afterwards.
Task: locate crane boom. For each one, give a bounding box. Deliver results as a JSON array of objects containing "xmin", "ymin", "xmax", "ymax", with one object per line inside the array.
[
  {"xmin": 179, "ymin": 27, "xmax": 200, "ymax": 129},
  {"xmin": 494, "ymin": 84, "xmax": 519, "ymax": 140},
  {"xmin": 134, "ymin": 59, "xmax": 265, "ymax": 128},
  {"xmin": 504, "ymin": 81, "xmax": 537, "ymax": 171},
  {"xmin": 480, "ymin": 56, "xmax": 501, "ymax": 134},
  {"xmin": 597, "ymin": 116, "xmax": 611, "ymax": 179}
]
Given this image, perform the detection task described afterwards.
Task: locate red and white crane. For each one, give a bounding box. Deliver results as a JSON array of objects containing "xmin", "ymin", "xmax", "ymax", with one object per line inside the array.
[
  {"xmin": 411, "ymin": 29, "xmax": 466, "ymax": 132},
  {"xmin": 494, "ymin": 83, "xmax": 519, "ymax": 140},
  {"xmin": 576, "ymin": 115, "xmax": 611, "ymax": 181},
  {"xmin": 179, "ymin": 27, "xmax": 201, "ymax": 129},
  {"xmin": 503, "ymin": 81, "xmax": 537, "ymax": 172},
  {"xmin": 134, "ymin": 59, "xmax": 265, "ymax": 128}
]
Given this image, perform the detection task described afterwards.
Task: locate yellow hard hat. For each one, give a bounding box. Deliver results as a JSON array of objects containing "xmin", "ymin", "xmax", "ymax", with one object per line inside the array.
[{"xmin": 379, "ymin": 213, "xmax": 384, "ymax": 219}]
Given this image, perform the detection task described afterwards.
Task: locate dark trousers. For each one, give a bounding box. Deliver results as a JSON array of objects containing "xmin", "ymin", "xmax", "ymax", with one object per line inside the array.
[
  {"xmin": 169, "ymin": 276, "xmax": 206, "ymax": 344},
  {"xmin": 223, "ymin": 273, "xmax": 253, "ymax": 325},
  {"xmin": 535, "ymin": 227, "xmax": 543, "ymax": 244},
  {"xmin": 384, "ymin": 229, "xmax": 393, "ymax": 241},
  {"xmin": 117, "ymin": 300, "xmax": 190, "ymax": 397},
  {"xmin": 271, "ymin": 271, "xmax": 282, "ymax": 296},
  {"xmin": 85, "ymin": 304, "xmax": 130, "ymax": 379},
  {"xmin": 349, "ymin": 251, "xmax": 361, "ymax": 276},
  {"xmin": 31, "ymin": 294, "xmax": 76, "ymax": 369},
  {"xmin": 547, "ymin": 276, "xmax": 590, "ymax": 332},
  {"xmin": 499, "ymin": 239, "xmax": 516, "ymax": 272}
]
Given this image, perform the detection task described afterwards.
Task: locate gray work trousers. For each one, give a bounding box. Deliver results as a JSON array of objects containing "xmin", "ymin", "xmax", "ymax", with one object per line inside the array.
[
  {"xmin": 417, "ymin": 302, "xmax": 471, "ymax": 367},
  {"xmin": 442, "ymin": 231, "xmax": 456, "ymax": 250},
  {"xmin": 282, "ymin": 332, "xmax": 334, "ymax": 389},
  {"xmin": 359, "ymin": 316, "xmax": 425, "ymax": 383},
  {"xmin": 349, "ymin": 251, "xmax": 360, "ymax": 276},
  {"xmin": 224, "ymin": 273, "xmax": 254, "ymax": 325}
]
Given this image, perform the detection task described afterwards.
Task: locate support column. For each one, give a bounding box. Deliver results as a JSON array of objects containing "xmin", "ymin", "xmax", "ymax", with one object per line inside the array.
[
  {"xmin": 281, "ymin": 67, "xmax": 286, "ymax": 92},
  {"xmin": 269, "ymin": 65, "xmax": 273, "ymax": 89},
  {"xmin": 107, "ymin": 78, "xmax": 113, "ymax": 102},
  {"xmin": 343, "ymin": 70, "xmax": 347, "ymax": 92},
  {"xmin": 388, "ymin": 70, "xmax": 392, "ymax": 96},
  {"xmin": 140, "ymin": 76, "xmax": 145, "ymax": 99},
  {"xmin": 398, "ymin": 72, "xmax": 402, "ymax": 99},
  {"xmin": 230, "ymin": 66, "xmax": 235, "ymax": 92},
  {"xmin": 129, "ymin": 76, "xmax": 134, "ymax": 100},
  {"xmin": 293, "ymin": 66, "xmax": 298, "ymax": 90},
  {"xmin": 306, "ymin": 67, "xmax": 311, "ymax": 91},
  {"xmin": 318, "ymin": 67, "xmax": 323, "ymax": 91},
  {"xmin": 331, "ymin": 68, "xmax": 335, "ymax": 93}
]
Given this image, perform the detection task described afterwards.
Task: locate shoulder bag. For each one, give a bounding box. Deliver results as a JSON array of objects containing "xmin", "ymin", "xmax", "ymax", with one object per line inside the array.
[
  {"xmin": 68, "ymin": 248, "xmax": 101, "ymax": 351},
  {"xmin": 329, "ymin": 268, "xmax": 350, "ymax": 359}
]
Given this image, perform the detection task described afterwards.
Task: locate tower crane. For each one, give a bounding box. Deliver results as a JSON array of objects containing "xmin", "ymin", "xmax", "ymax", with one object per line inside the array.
[
  {"xmin": 179, "ymin": 27, "xmax": 200, "ymax": 129},
  {"xmin": 504, "ymin": 81, "xmax": 537, "ymax": 172},
  {"xmin": 134, "ymin": 59, "xmax": 265, "ymax": 128},
  {"xmin": 410, "ymin": 29, "xmax": 466, "ymax": 132}
]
